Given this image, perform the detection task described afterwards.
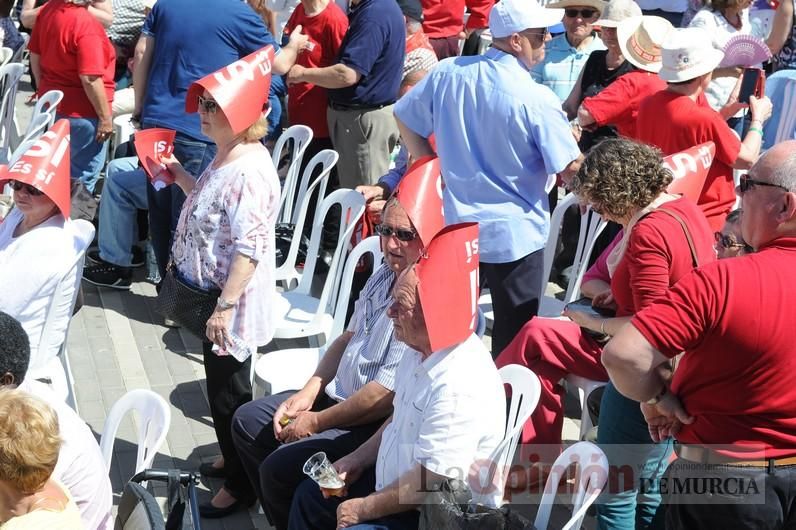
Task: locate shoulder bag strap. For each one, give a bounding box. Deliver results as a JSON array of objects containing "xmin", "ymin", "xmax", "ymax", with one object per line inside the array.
[{"xmin": 655, "ymin": 207, "xmax": 700, "ymax": 268}]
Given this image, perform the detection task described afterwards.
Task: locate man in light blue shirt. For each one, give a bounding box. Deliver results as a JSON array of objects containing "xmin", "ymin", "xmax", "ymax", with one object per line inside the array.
[{"xmin": 395, "ymin": 0, "xmax": 583, "ymax": 356}]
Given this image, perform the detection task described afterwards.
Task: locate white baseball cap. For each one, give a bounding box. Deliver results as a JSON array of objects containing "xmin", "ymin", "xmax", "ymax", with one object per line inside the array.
[
  {"xmin": 659, "ymin": 27, "xmax": 725, "ymax": 82},
  {"xmin": 489, "ymin": 0, "xmax": 565, "ymax": 38}
]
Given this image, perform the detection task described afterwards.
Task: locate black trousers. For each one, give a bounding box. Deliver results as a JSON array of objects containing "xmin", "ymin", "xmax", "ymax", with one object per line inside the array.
[
  {"xmin": 231, "ymin": 390, "xmax": 383, "ymax": 530},
  {"xmin": 201, "ymin": 342, "xmax": 254, "ymax": 499},
  {"xmin": 664, "ymin": 458, "xmax": 796, "ymax": 529},
  {"xmin": 481, "ymin": 248, "xmax": 544, "ymax": 358}
]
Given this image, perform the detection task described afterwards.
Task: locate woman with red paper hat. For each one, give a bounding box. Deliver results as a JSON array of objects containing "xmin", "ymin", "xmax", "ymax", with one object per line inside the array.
[{"xmin": 157, "ymin": 47, "xmax": 282, "ymax": 517}]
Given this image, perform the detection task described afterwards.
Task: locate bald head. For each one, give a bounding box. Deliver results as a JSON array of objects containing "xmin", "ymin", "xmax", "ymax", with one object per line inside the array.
[{"xmin": 756, "ymin": 140, "xmax": 796, "ymax": 191}]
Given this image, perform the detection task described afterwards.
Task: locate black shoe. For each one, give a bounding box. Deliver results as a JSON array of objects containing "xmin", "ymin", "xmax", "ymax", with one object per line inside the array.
[
  {"xmin": 198, "ymin": 497, "xmax": 255, "ymax": 518},
  {"xmin": 82, "ymin": 263, "xmax": 132, "ymax": 290},
  {"xmin": 88, "ymin": 247, "xmax": 145, "ymax": 268},
  {"xmin": 198, "ymin": 461, "xmax": 226, "ymax": 478}
]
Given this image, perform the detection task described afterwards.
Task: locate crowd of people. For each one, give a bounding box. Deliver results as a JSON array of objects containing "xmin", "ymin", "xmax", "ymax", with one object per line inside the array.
[{"xmin": 0, "ymin": 0, "xmax": 795, "ymax": 527}]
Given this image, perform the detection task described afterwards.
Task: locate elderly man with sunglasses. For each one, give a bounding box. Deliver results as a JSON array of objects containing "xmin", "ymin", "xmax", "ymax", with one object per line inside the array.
[
  {"xmin": 603, "ymin": 140, "xmax": 796, "ymax": 529},
  {"xmin": 230, "ymin": 174, "xmax": 442, "ymax": 528},
  {"xmin": 395, "ymin": 0, "xmax": 582, "ymax": 358}
]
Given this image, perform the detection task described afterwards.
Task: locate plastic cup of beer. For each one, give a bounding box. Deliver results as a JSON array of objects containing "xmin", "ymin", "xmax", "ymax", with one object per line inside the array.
[{"xmin": 303, "ymin": 451, "xmax": 345, "ymax": 497}]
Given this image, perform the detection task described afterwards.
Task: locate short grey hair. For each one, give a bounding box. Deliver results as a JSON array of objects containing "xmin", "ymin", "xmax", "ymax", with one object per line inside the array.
[
  {"xmin": 406, "ymin": 18, "xmax": 423, "ymax": 34},
  {"xmin": 764, "ymin": 150, "xmax": 796, "ymax": 191}
]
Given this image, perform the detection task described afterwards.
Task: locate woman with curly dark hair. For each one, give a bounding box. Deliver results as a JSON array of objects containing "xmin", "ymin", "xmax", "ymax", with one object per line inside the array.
[{"xmin": 496, "ymin": 138, "xmax": 715, "ymax": 529}]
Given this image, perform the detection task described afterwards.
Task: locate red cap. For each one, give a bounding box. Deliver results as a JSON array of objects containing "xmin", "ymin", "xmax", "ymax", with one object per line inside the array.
[
  {"xmin": 0, "ymin": 119, "xmax": 71, "ymax": 217},
  {"xmin": 185, "ymin": 45, "xmax": 276, "ymax": 135},
  {"xmin": 134, "ymin": 128, "xmax": 176, "ymax": 188},
  {"xmin": 415, "ymin": 222, "xmax": 480, "ymax": 352},
  {"xmin": 394, "ymin": 155, "xmax": 445, "ymax": 247},
  {"xmin": 664, "ymin": 142, "xmax": 716, "ymax": 202}
]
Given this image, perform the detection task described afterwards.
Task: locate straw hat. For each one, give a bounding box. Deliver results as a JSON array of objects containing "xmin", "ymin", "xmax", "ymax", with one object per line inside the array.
[
  {"xmin": 547, "ymin": 0, "xmax": 608, "ymax": 13},
  {"xmin": 595, "ymin": 0, "xmax": 642, "ymax": 27},
  {"xmin": 659, "ymin": 28, "xmax": 725, "ymax": 82},
  {"xmin": 617, "ymin": 16, "xmax": 674, "ymax": 73}
]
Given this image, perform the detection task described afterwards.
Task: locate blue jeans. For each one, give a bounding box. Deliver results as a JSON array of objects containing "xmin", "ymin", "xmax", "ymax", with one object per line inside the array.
[
  {"xmin": 145, "ymin": 131, "xmax": 216, "ymax": 277},
  {"xmin": 596, "ymin": 382, "xmax": 673, "ymax": 530},
  {"xmin": 59, "ymin": 115, "xmax": 108, "ymax": 193},
  {"xmin": 98, "ymin": 156, "xmax": 148, "ymax": 267}
]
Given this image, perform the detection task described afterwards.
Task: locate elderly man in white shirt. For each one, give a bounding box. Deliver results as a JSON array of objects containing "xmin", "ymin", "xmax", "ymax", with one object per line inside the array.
[
  {"xmin": 288, "ymin": 223, "xmax": 506, "ymax": 530},
  {"xmin": 0, "ymin": 311, "xmax": 114, "ymax": 530}
]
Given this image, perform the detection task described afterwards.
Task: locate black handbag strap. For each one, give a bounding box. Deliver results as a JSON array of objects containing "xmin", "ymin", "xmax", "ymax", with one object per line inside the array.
[{"xmin": 655, "ymin": 207, "xmax": 700, "ymax": 268}]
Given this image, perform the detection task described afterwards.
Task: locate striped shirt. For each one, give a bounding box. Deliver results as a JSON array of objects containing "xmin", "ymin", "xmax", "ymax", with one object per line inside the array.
[
  {"xmin": 531, "ymin": 33, "xmax": 605, "ymax": 102},
  {"xmin": 325, "ymin": 263, "xmax": 409, "ymax": 401}
]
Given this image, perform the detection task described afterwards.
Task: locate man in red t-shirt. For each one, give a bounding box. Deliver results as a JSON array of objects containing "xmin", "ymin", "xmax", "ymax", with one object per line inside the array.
[
  {"xmin": 419, "ymin": 0, "xmax": 493, "ymax": 59},
  {"xmin": 29, "ymin": 0, "xmax": 115, "ymax": 193},
  {"xmin": 602, "ymin": 140, "xmax": 796, "ymax": 529},
  {"xmin": 635, "ymin": 27, "xmax": 772, "ymax": 231}
]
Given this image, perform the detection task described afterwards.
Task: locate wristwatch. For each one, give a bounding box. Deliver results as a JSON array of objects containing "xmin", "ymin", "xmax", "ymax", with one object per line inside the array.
[
  {"xmin": 646, "ymin": 385, "xmax": 668, "ymax": 405},
  {"xmin": 216, "ymin": 297, "xmax": 236, "ymax": 311}
]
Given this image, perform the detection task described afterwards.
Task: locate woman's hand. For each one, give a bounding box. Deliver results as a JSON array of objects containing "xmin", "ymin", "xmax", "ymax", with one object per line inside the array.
[
  {"xmin": 562, "ymin": 308, "xmax": 600, "ymax": 332},
  {"xmin": 205, "ymin": 307, "xmax": 233, "ymax": 349},
  {"xmin": 591, "ymin": 289, "xmax": 616, "ymax": 310}
]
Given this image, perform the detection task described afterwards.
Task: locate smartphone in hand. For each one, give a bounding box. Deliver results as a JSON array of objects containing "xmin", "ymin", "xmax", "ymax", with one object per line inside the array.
[{"xmin": 738, "ymin": 67, "xmax": 765, "ymax": 104}]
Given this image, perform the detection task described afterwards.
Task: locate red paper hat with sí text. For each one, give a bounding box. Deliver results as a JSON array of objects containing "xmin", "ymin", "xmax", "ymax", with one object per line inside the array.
[
  {"xmin": 185, "ymin": 45, "xmax": 275, "ymax": 135},
  {"xmin": 134, "ymin": 128, "xmax": 176, "ymax": 189},
  {"xmin": 415, "ymin": 222, "xmax": 480, "ymax": 352},
  {"xmin": 0, "ymin": 119, "xmax": 71, "ymax": 217},
  {"xmin": 664, "ymin": 142, "xmax": 716, "ymax": 202},
  {"xmin": 394, "ymin": 155, "xmax": 446, "ymax": 247}
]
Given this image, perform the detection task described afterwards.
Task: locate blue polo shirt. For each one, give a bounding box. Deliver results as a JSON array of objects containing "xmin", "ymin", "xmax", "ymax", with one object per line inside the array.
[
  {"xmin": 141, "ymin": 0, "xmax": 278, "ymax": 141},
  {"xmin": 327, "ymin": 0, "xmax": 405, "ymax": 107},
  {"xmin": 395, "ymin": 49, "xmax": 582, "ymax": 263},
  {"xmin": 531, "ymin": 33, "xmax": 605, "ymax": 102}
]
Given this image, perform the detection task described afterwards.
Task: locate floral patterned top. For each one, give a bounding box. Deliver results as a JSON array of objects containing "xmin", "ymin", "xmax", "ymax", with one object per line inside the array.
[{"xmin": 172, "ymin": 148, "xmax": 279, "ymax": 356}]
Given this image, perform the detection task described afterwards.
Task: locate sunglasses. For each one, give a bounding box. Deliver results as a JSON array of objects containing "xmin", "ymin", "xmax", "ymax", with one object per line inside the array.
[
  {"xmin": 374, "ymin": 223, "xmax": 418, "ymax": 242},
  {"xmin": 714, "ymin": 231, "xmax": 750, "ymax": 251},
  {"xmin": 522, "ymin": 28, "xmax": 550, "ymax": 39},
  {"xmin": 738, "ymin": 174, "xmax": 789, "ymax": 194},
  {"xmin": 565, "ymin": 8, "xmax": 598, "ymax": 18},
  {"xmin": 9, "ymin": 180, "xmax": 43, "ymax": 196},
  {"xmin": 197, "ymin": 95, "xmax": 219, "ymax": 114}
]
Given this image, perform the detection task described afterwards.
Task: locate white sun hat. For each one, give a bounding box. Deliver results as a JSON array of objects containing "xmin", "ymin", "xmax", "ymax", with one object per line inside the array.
[
  {"xmin": 489, "ymin": 0, "xmax": 565, "ymax": 38},
  {"xmin": 595, "ymin": 0, "xmax": 642, "ymax": 28},
  {"xmin": 658, "ymin": 27, "xmax": 726, "ymax": 83}
]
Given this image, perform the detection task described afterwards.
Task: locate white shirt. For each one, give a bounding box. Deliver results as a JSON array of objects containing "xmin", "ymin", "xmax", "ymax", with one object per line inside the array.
[
  {"xmin": 21, "ymin": 380, "xmax": 114, "ymax": 530},
  {"xmin": 375, "ymin": 334, "xmax": 505, "ymax": 506}
]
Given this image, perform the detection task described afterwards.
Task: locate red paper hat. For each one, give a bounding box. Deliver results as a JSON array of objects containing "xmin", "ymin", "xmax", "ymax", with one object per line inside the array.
[
  {"xmin": 415, "ymin": 222, "xmax": 480, "ymax": 352},
  {"xmin": 185, "ymin": 45, "xmax": 275, "ymax": 135},
  {"xmin": 394, "ymin": 155, "xmax": 446, "ymax": 247},
  {"xmin": 664, "ymin": 142, "xmax": 716, "ymax": 202},
  {"xmin": 134, "ymin": 128, "xmax": 176, "ymax": 188},
  {"xmin": 0, "ymin": 119, "xmax": 71, "ymax": 217}
]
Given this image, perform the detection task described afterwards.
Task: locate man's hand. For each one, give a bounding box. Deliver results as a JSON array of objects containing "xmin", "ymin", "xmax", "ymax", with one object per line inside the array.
[
  {"xmin": 287, "ymin": 64, "xmax": 306, "ymax": 85},
  {"xmin": 96, "ymin": 117, "xmax": 113, "ymax": 143},
  {"xmin": 366, "ymin": 199, "xmax": 387, "ymax": 225},
  {"xmin": 328, "ymin": 454, "xmax": 365, "ymax": 499},
  {"xmin": 356, "ymin": 184, "xmax": 386, "ymax": 202},
  {"xmin": 336, "ymin": 497, "xmax": 367, "ymax": 529},
  {"xmin": 640, "ymin": 391, "xmax": 694, "ymax": 443},
  {"xmin": 273, "ymin": 390, "xmax": 315, "ymax": 438},
  {"xmin": 278, "ymin": 410, "xmax": 321, "ymax": 443}
]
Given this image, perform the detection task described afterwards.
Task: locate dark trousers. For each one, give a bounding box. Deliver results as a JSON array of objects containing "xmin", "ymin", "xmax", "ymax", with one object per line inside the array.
[
  {"xmin": 202, "ymin": 342, "xmax": 254, "ymax": 499},
  {"xmin": 147, "ymin": 132, "xmax": 216, "ymax": 277},
  {"xmin": 481, "ymin": 248, "xmax": 544, "ymax": 358},
  {"xmin": 231, "ymin": 390, "xmax": 383, "ymax": 530},
  {"xmin": 641, "ymin": 8, "xmax": 683, "ymax": 26},
  {"xmin": 288, "ymin": 467, "xmax": 420, "ymax": 530},
  {"xmin": 664, "ymin": 458, "xmax": 796, "ymax": 529}
]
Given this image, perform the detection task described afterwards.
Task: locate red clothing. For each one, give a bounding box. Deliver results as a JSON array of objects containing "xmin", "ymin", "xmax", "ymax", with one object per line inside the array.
[
  {"xmin": 420, "ymin": 0, "xmax": 493, "ymax": 39},
  {"xmin": 636, "ymin": 90, "xmax": 742, "ymax": 232},
  {"xmin": 29, "ymin": 0, "xmax": 114, "ymax": 118},
  {"xmin": 581, "ymin": 70, "xmax": 666, "ymax": 140},
  {"xmin": 284, "ymin": 2, "xmax": 348, "ymax": 138},
  {"xmin": 633, "ymin": 237, "xmax": 796, "ymax": 459},
  {"xmin": 496, "ymin": 197, "xmax": 715, "ymax": 450}
]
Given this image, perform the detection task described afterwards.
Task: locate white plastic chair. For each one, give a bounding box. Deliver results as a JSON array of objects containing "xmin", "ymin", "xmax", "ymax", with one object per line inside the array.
[
  {"xmin": 10, "ymin": 34, "xmax": 29, "ymax": 64},
  {"xmin": 0, "ymin": 63, "xmax": 24, "ymax": 163},
  {"xmin": 273, "ymin": 124, "xmax": 313, "ymax": 225},
  {"xmin": 565, "ymin": 375, "xmax": 606, "ymax": 441},
  {"xmin": 273, "ymin": 188, "xmax": 366, "ymax": 344},
  {"xmin": 472, "ymin": 364, "xmax": 541, "ymax": 507},
  {"xmin": 534, "ymin": 441, "xmax": 609, "ymax": 530},
  {"xmin": 0, "ymin": 47, "xmax": 11, "ymax": 67},
  {"xmin": 99, "ymin": 389, "xmax": 171, "ymax": 477},
  {"xmin": 763, "ymin": 70, "xmax": 796, "ymax": 150},
  {"xmin": 27, "ymin": 89, "xmax": 63, "ymax": 132},
  {"xmin": 20, "ymin": 111, "xmax": 49, "ymax": 145},
  {"xmin": 274, "ymin": 150, "xmax": 338, "ymax": 289},
  {"xmin": 254, "ymin": 236, "xmax": 384, "ymax": 397}
]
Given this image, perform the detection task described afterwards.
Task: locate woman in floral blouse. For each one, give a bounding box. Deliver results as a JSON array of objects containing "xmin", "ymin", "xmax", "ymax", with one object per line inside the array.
[{"xmin": 164, "ymin": 88, "xmax": 280, "ymax": 517}]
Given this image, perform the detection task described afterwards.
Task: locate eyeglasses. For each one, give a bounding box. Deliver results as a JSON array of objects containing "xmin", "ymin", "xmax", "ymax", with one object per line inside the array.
[
  {"xmin": 197, "ymin": 95, "xmax": 219, "ymax": 114},
  {"xmin": 374, "ymin": 223, "xmax": 418, "ymax": 242},
  {"xmin": 738, "ymin": 174, "xmax": 789, "ymax": 194},
  {"xmin": 714, "ymin": 232, "xmax": 747, "ymax": 251},
  {"xmin": 521, "ymin": 28, "xmax": 550, "ymax": 40},
  {"xmin": 564, "ymin": 8, "xmax": 598, "ymax": 18},
  {"xmin": 9, "ymin": 180, "xmax": 43, "ymax": 196}
]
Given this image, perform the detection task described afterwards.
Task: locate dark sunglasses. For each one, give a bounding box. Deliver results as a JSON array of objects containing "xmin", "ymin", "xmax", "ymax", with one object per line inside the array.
[
  {"xmin": 522, "ymin": 28, "xmax": 549, "ymax": 39},
  {"xmin": 197, "ymin": 95, "xmax": 219, "ymax": 114},
  {"xmin": 9, "ymin": 180, "xmax": 43, "ymax": 196},
  {"xmin": 738, "ymin": 174, "xmax": 789, "ymax": 194},
  {"xmin": 714, "ymin": 231, "xmax": 750, "ymax": 251},
  {"xmin": 565, "ymin": 8, "xmax": 598, "ymax": 18},
  {"xmin": 374, "ymin": 224, "xmax": 418, "ymax": 242}
]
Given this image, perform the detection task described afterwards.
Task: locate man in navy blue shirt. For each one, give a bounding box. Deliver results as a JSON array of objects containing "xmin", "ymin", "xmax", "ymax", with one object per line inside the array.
[
  {"xmin": 131, "ymin": 0, "xmax": 306, "ymax": 281},
  {"xmin": 286, "ymin": 0, "xmax": 405, "ymax": 189}
]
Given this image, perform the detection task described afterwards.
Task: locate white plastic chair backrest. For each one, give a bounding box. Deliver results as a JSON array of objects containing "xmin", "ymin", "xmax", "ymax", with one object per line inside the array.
[
  {"xmin": 286, "ymin": 148, "xmax": 338, "ymax": 227},
  {"xmin": 763, "ymin": 70, "xmax": 796, "ymax": 150},
  {"xmin": 8, "ymin": 137, "xmax": 36, "ymax": 166},
  {"xmin": 10, "ymin": 34, "xmax": 29, "ymax": 64},
  {"xmin": 28, "ymin": 89, "xmax": 63, "ymax": 133},
  {"xmin": 0, "ymin": 63, "xmax": 24, "ymax": 152},
  {"xmin": 99, "ymin": 389, "xmax": 171, "ymax": 476},
  {"xmin": 21, "ymin": 112, "xmax": 50, "ymax": 145},
  {"xmin": 472, "ymin": 364, "xmax": 541, "ymax": 506},
  {"xmin": 330, "ymin": 236, "xmax": 384, "ymax": 339},
  {"xmin": 565, "ymin": 206, "xmax": 608, "ymax": 302},
  {"xmin": 0, "ymin": 47, "xmax": 11, "ymax": 67},
  {"xmin": 273, "ymin": 124, "xmax": 313, "ymax": 224},
  {"xmin": 295, "ymin": 189, "xmax": 366, "ymax": 317},
  {"xmin": 533, "ymin": 441, "xmax": 609, "ymax": 530},
  {"xmin": 541, "ymin": 192, "xmax": 577, "ymax": 295}
]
